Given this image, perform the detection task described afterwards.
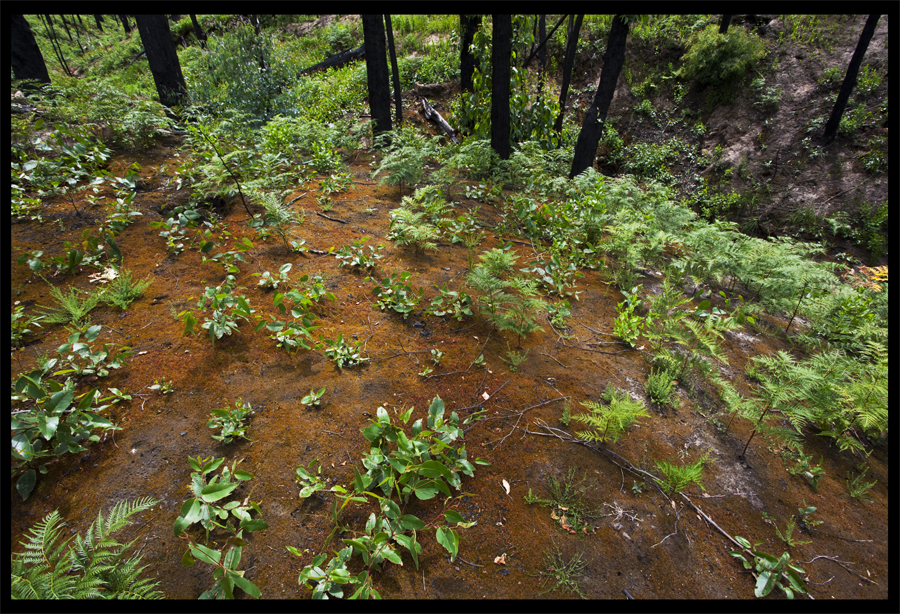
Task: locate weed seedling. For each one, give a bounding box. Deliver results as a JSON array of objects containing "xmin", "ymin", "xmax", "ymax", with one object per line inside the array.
[
  {"xmin": 302, "ymin": 387, "xmax": 326, "ymax": 408},
  {"xmin": 540, "ymin": 548, "xmax": 587, "ymax": 598},
  {"xmin": 501, "ymin": 343, "xmax": 529, "ymax": 372},
  {"xmin": 730, "ymin": 536, "xmax": 808, "ymax": 599},
  {"xmin": 207, "ymin": 399, "xmax": 255, "ymax": 443},
  {"xmin": 846, "ymin": 462, "xmax": 877, "ymax": 501}
]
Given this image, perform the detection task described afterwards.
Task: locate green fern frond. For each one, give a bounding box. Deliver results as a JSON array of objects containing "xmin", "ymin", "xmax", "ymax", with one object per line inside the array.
[
  {"xmin": 573, "ymin": 386, "xmax": 650, "ymax": 444},
  {"xmin": 11, "ymin": 498, "xmax": 162, "ymax": 600}
]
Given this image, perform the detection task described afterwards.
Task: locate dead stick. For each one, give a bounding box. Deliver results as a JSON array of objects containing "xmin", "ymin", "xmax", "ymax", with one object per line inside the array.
[
  {"xmin": 456, "ymin": 380, "xmax": 509, "ymax": 413},
  {"xmin": 316, "ymin": 211, "xmax": 348, "ymax": 224},
  {"xmin": 539, "ymin": 352, "xmax": 569, "ymax": 368}
]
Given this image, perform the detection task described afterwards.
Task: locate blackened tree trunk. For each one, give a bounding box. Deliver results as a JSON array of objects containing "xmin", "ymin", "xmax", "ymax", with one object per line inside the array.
[
  {"xmin": 384, "ymin": 15, "xmax": 403, "ymax": 126},
  {"xmin": 538, "ymin": 15, "xmax": 547, "ymax": 78},
  {"xmin": 190, "ymin": 14, "xmax": 207, "ymax": 49},
  {"xmin": 250, "ymin": 15, "xmax": 261, "ymax": 36},
  {"xmin": 94, "ymin": 15, "xmax": 104, "ymax": 32},
  {"xmin": 119, "ymin": 15, "xmax": 132, "ymax": 34},
  {"xmin": 823, "ymin": 14, "xmax": 880, "ymax": 145},
  {"xmin": 719, "ymin": 15, "xmax": 733, "ymax": 34},
  {"xmin": 362, "ymin": 14, "xmax": 392, "ymax": 139},
  {"xmin": 553, "ymin": 14, "xmax": 584, "ymax": 137},
  {"xmin": 491, "ymin": 14, "xmax": 512, "ymax": 160},
  {"xmin": 134, "ymin": 15, "xmax": 187, "ymax": 108},
  {"xmin": 460, "ymin": 14, "xmax": 481, "ymax": 93},
  {"xmin": 11, "ymin": 15, "xmax": 51, "ymax": 88},
  {"xmin": 41, "ymin": 14, "xmax": 72, "ymax": 76},
  {"xmin": 569, "ymin": 15, "xmax": 630, "ymax": 178},
  {"xmin": 60, "ymin": 15, "xmax": 73, "ymax": 41}
]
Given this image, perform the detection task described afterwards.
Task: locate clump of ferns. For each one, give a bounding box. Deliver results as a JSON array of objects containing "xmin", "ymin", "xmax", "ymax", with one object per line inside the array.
[
  {"xmin": 11, "ymin": 497, "xmax": 163, "ymax": 599},
  {"xmin": 387, "ymin": 185, "xmax": 451, "ymax": 254}
]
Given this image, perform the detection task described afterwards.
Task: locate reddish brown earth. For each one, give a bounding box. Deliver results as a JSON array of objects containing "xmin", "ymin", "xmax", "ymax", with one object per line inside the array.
[{"xmin": 10, "ymin": 132, "xmax": 888, "ymax": 599}]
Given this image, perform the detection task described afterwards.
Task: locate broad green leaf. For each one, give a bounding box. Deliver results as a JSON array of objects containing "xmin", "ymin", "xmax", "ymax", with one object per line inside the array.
[
  {"xmin": 191, "ymin": 543, "xmax": 222, "ymax": 566},
  {"xmin": 382, "ymin": 499, "xmax": 401, "ymax": 519},
  {"xmin": 233, "ymin": 470, "xmax": 254, "ymax": 481},
  {"xmin": 200, "ymin": 481, "xmax": 239, "ymax": 502},
  {"xmin": 399, "ymin": 514, "xmax": 426, "ymax": 531},
  {"xmin": 45, "ymin": 389, "xmax": 74, "ymax": 414},
  {"xmin": 37, "ymin": 414, "xmax": 60, "ymax": 440},
  {"xmin": 421, "ymin": 460, "xmax": 454, "ymax": 481},
  {"xmin": 16, "ymin": 470, "xmax": 37, "ymax": 500},
  {"xmin": 232, "ymin": 573, "xmax": 261, "ymax": 598},
  {"xmin": 755, "ymin": 570, "xmax": 777, "ymax": 598},
  {"xmin": 240, "ymin": 518, "xmax": 268, "ymax": 532},
  {"xmin": 435, "ymin": 527, "xmax": 459, "ymax": 559},
  {"xmin": 181, "ymin": 548, "xmax": 196, "ymax": 567},
  {"xmin": 444, "ymin": 510, "xmax": 465, "ymax": 525},
  {"xmin": 381, "ymin": 546, "xmax": 402, "ymax": 565}
]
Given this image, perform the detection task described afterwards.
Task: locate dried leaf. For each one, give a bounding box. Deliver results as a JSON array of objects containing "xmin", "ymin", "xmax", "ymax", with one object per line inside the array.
[
  {"xmin": 494, "ymin": 554, "xmax": 507, "ymax": 565},
  {"xmin": 482, "ymin": 391, "xmax": 490, "ymax": 401},
  {"xmin": 550, "ymin": 510, "xmax": 559, "ymax": 520},
  {"xmin": 502, "ymin": 479, "xmax": 510, "ymax": 495}
]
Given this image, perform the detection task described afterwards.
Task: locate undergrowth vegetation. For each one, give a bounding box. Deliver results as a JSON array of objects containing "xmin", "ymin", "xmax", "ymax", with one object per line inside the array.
[{"xmin": 10, "ymin": 13, "xmax": 888, "ymax": 601}]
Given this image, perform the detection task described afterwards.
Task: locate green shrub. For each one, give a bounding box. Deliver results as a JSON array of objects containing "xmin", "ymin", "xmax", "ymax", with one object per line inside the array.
[{"xmin": 680, "ymin": 25, "xmax": 766, "ymax": 90}]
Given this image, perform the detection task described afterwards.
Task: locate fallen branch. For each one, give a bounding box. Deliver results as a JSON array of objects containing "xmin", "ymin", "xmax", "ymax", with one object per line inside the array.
[
  {"xmin": 315, "ymin": 211, "xmax": 348, "ymax": 224},
  {"xmin": 418, "ymin": 97, "xmax": 458, "ymax": 143},
  {"xmin": 799, "ymin": 555, "xmax": 877, "ymax": 585},
  {"xmin": 300, "ymin": 44, "xmax": 364, "ymax": 75}
]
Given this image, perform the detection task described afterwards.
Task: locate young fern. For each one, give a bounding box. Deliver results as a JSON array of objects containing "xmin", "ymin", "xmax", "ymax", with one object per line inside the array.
[
  {"xmin": 11, "ymin": 497, "xmax": 162, "ymax": 600},
  {"xmin": 573, "ymin": 384, "xmax": 650, "ymax": 444}
]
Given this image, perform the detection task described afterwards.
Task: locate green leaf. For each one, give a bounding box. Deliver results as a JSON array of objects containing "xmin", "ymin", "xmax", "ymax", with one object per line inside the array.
[
  {"xmin": 37, "ymin": 414, "xmax": 60, "ymax": 440},
  {"xmin": 382, "ymin": 499, "xmax": 401, "ymax": 519},
  {"xmin": 200, "ymin": 481, "xmax": 239, "ymax": 502},
  {"xmin": 399, "ymin": 514, "xmax": 426, "ymax": 531},
  {"xmin": 232, "ymin": 573, "xmax": 262, "ymax": 599},
  {"xmin": 381, "ymin": 546, "xmax": 403, "ymax": 565},
  {"xmin": 233, "ymin": 470, "xmax": 254, "ymax": 481},
  {"xmin": 191, "ymin": 543, "xmax": 222, "ymax": 566},
  {"xmin": 755, "ymin": 570, "xmax": 777, "ymax": 598},
  {"xmin": 421, "ymin": 460, "xmax": 454, "ymax": 481},
  {"xmin": 444, "ymin": 510, "xmax": 466, "ymax": 525},
  {"xmin": 435, "ymin": 527, "xmax": 459, "ymax": 559},
  {"xmin": 240, "ymin": 518, "xmax": 268, "ymax": 532},
  {"xmin": 16, "ymin": 470, "xmax": 37, "ymax": 500},
  {"xmin": 45, "ymin": 388, "xmax": 75, "ymax": 415},
  {"xmin": 181, "ymin": 548, "xmax": 196, "ymax": 567}
]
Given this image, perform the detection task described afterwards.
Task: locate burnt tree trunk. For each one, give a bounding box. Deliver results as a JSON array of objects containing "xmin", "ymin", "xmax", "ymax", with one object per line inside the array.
[
  {"xmin": 719, "ymin": 15, "xmax": 733, "ymax": 34},
  {"xmin": 299, "ymin": 45, "xmax": 365, "ymax": 75},
  {"xmin": 94, "ymin": 15, "xmax": 104, "ymax": 32},
  {"xmin": 41, "ymin": 14, "xmax": 71, "ymax": 76},
  {"xmin": 385, "ymin": 15, "xmax": 403, "ymax": 126},
  {"xmin": 190, "ymin": 14, "xmax": 207, "ymax": 49},
  {"xmin": 119, "ymin": 15, "xmax": 132, "ymax": 34},
  {"xmin": 554, "ymin": 14, "xmax": 583, "ymax": 138},
  {"xmin": 134, "ymin": 15, "xmax": 187, "ymax": 109},
  {"xmin": 491, "ymin": 14, "xmax": 512, "ymax": 160},
  {"xmin": 460, "ymin": 14, "xmax": 481, "ymax": 93},
  {"xmin": 823, "ymin": 14, "xmax": 880, "ymax": 145},
  {"xmin": 570, "ymin": 15, "xmax": 629, "ymax": 178},
  {"xmin": 362, "ymin": 14, "xmax": 392, "ymax": 139},
  {"xmin": 11, "ymin": 15, "xmax": 52, "ymax": 89}
]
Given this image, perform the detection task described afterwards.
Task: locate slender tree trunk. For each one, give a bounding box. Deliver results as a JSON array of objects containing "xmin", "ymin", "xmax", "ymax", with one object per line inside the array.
[
  {"xmin": 522, "ymin": 14, "xmax": 567, "ymax": 69},
  {"xmin": 538, "ymin": 15, "xmax": 547, "ymax": 80},
  {"xmin": 94, "ymin": 15, "xmax": 104, "ymax": 32},
  {"xmin": 71, "ymin": 16, "xmax": 85, "ymax": 55},
  {"xmin": 362, "ymin": 14, "xmax": 392, "ymax": 139},
  {"xmin": 250, "ymin": 14, "xmax": 261, "ymax": 36},
  {"xmin": 460, "ymin": 14, "xmax": 482, "ymax": 94},
  {"xmin": 76, "ymin": 15, "xmax": 85, "ymax": 29},
  {"xmin": 570, "ymin": 15, "xmax": 630, "ymax": 178},
  {"xmin": 11, "ymin": 15, "xmax": 52, "ymax": 88},
  {"xmin": 190, "ymin": 14, "xmax": 207, "ymax": 49},
  {"xmin": 491, "ymin": 14, "xmax": 512, "ymax": 160},
  {"xmin": 554, "ymin": 14, "xmax": 584, "ymax": 137},
  {"xmin": 384, "ymin": 15, "xmax": 403, "ymax": 127},
  {"xmin": 134, "ymin": 15, "xmax": 187, "ymax": 109},
  {"xmin": 60, "ymin": 15, "xmax": 74, "ymax": 41},
  {"xmin": 42, "ymin": 14, "xmax": 72, "ymax": 76},
  {"xmin": 119, "ymin": 15, "xmax": 132, "ymax": 34},
  {"xmin": 823, "ymin": 14, "xmax": 880, "ymax": 145},
  {"xmin": 719, "ymin": 15, "xmax": 732, "ymax": 35}
]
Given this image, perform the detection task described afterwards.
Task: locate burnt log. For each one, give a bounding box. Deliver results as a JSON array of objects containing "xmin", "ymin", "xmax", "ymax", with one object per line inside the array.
[
  {"xmin": 419, "ymin": 97, "xmax": 458, "ymax": 143},
  {"xmin": 300, "ymin": 44, "xmax": 365, "ymax": 75}
]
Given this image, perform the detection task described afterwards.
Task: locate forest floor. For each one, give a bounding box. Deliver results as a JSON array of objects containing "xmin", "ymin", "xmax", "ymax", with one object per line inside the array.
[{"xmin": 10, "ymin": 15, "xmax": 889, "ymax": 601}]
